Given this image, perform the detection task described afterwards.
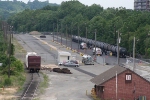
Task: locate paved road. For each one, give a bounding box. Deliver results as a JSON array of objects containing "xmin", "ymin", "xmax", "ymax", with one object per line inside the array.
[{"xmin": 14, "ymin": 34, "xmax": 114, "ymax": 100}]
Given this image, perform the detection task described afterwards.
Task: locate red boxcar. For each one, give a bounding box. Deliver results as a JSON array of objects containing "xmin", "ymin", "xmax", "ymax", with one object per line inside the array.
[{"xmin": 26, "ymin": 52, "xmax": 41, "ymax": 72}]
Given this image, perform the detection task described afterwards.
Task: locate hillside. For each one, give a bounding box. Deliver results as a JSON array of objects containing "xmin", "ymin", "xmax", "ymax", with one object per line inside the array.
[{"xmin": 0, "ymin": 0, "xmax": 59, "ymax": 19}]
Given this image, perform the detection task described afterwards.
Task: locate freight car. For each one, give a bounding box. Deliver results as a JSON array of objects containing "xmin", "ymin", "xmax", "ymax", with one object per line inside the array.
[
  {"xmin": 25, "ymin": 52, "xmax": 41, "ymax": 72},
  {"xmin": 72, "ymin": 35, "xmax": 127, "ymax": 58}
]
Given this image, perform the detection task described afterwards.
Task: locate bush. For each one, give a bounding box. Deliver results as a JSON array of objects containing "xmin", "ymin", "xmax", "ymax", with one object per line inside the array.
[
  {"xmin": 4, "ymin": 78, "xmax": 12, "ymax": 86},
  {"xmin": 147, "ymin": 48, "xmax": 150, "ymax": 58},
  {"xmin": 11, "ymin": 60, "xmax": 24, "ymax": 72}
]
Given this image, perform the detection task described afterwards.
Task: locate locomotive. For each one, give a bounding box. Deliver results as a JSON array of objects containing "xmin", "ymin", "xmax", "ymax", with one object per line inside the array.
[{"xmin": 72, "ymin": 35, "xmax": 127, "ymax": 58}]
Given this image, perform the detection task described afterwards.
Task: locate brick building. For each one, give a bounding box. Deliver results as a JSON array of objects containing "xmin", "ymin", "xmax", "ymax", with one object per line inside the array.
[
  {"xmin": 134, "ymin": 0, "xmax": 150, "ymax": 11},
  {"xmin": 90, "ymin": 65, "xmax": 150, "ymax": 100}
]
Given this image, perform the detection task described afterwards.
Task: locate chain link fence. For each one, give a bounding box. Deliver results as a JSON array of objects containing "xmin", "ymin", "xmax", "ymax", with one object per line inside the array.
[
  {"xmin": 14, "ymin": 52, "xmax": 57, "ymax": 65},
  {"xmin": 124, "ymin": 57, "xmax": 150, "ymax": 72}
]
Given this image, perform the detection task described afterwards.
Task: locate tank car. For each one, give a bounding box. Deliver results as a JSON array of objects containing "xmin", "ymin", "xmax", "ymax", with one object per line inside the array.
[{"xmin": 71, "ymin": 35, "xmax": 127, "ymax": 58}]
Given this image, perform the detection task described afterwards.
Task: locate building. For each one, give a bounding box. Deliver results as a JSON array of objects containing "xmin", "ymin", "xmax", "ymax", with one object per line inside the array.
[
  {"xmin": 90, "ymin": 65, "xmax": 150, "ymax": 100},
  {"xmin": 134, "ymin": 0, "xmax": 150, "ymax": 11}
]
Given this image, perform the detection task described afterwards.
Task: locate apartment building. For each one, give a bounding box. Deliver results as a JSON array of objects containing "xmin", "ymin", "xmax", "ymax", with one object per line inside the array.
[{"xmin": 134, "ymin": 0, "xmax": 150, "ymax": 11}]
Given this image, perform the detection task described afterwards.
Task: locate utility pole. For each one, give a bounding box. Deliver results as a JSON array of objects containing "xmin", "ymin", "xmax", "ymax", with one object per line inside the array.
[
  {"xmin": 57, "ymin": 20, "xmax": 58, "ymax": 42},
  {"xmin": 117, "ymin": 31, "xmax": 120, "ymax": 65},
  {"xmin": 114, "ymin": 25, "xmax": 116, "ymax": 45},
  {"xmin": 78, "ymin": 25, "xmax": 80, "ymax": 52},
  {"xmin": 85, "ymin": 23, "xmax": 87, "ymax": 54},
  {"xmin": 71, "ymin": 23, "xmax": 73, "ymax": 50},
  {"xmin": 94, "ymin": 29, "xmax": 97, "ymax": 61},
  {"xmin": 66, "ymin": 24, "xmax": 67, "ymax": 46},
  {"xmin": 53, "ymin": 23, "xmax": 54, "ymax": 42},
  {"xmin": 133, "ymin": 37, "xmax": 135, "ymax": 71},
  {"xmin": 8, "ymin": 25, "xmax": 11, "ymax": 78},
  {"xmin": 61, "ymin": 22, "xmax": 62, "ymax": 45}
]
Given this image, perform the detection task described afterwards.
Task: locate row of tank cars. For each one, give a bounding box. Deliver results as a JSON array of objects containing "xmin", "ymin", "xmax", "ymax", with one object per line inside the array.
[{"xmin": 72, "ymin": 35, "xmax": 127, "ymax": 58}]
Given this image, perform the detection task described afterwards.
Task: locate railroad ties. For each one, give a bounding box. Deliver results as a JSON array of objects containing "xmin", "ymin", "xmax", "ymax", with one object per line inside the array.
[
  {"xmin": 41, "ymin": 64, "xmax": 72, "ymax": 74},
  {"xmin": 20, "ymin": 73, "xmax": 40, "ymax": 100}
]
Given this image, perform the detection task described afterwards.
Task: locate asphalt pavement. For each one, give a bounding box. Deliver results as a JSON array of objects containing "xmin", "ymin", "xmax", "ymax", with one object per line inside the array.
[{"xmin": 14, "ymin": 34, "xmax": 114, "ymax": 100}]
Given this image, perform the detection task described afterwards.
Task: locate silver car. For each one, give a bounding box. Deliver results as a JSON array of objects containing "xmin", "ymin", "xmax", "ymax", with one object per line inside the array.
[{"xmin": 63, "ymin": 60, "xmax": 79, "ymax": 67}]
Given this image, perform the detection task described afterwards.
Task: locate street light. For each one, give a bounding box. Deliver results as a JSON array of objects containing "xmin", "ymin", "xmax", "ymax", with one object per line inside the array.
[
  {"xmin": 71, "ymin": 23, "xmax": 73, "ymax": 50},
  {"xmin": 61, "ymin": 22, "xmax": 62, "ymax": 45},
  {"xmin": 77, "ymin": 25, "xmax": 80, "ymax": 52},
  {"xmin": 66, "ymin": 24, "xmax": 67, "ymax": 46},
  {"xmin": 85, "ymin": 23, "xmax": 87, "ymax": 54},
  {"xmin": 133, "ymin": 37, "xmax": 135, "ymax": 71},
  {"xmin": 57, "ymin": 20, "xmax": 58, "ymax": 42},
  {"xmin": 116, "ymin": 30, "xmax": 121, "ymax": 65},
  {"xmin": 53, "ymin": 23, "xmax": 55, "ymax": 42},
  {"xmin": 94, "ymin": 29, "xmax": 97, "ymax": 61}
]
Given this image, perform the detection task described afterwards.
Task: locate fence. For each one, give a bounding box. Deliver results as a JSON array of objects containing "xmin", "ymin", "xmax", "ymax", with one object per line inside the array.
[
  {"xmin": 124, "ymin": 57, "xmax": 150, "ymax": 71},
  {"xmin": 14, "ymin": 53, "xmax": 57, "ymax": 64}
]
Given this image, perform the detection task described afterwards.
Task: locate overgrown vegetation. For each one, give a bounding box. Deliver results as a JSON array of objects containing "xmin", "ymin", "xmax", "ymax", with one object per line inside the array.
[
  {"xmin": 39, "ymin": 72, "xmax": 49, "ymax": 94},
  {"xmin": 7, "ymin": 1, "xmax": 150, "ymax": 58},
  {"xmin": 0, "ymin": 30, "xmax": 25, "ymax": 93}
]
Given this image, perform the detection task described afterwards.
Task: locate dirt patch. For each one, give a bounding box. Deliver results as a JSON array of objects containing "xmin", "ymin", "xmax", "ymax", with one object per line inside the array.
[
  {"xmin": 0, "ymin": 87, "xmax": 18, "ymax": 99},
  {"xmin": 29, "ymin": 31, "xmax": 41, "ymax": 35}
]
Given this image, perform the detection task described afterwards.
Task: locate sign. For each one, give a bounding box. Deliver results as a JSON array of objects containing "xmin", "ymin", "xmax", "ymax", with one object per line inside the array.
[{"xmin": 125, "ymin": 73, "xmax": 132, "ymax": 83}]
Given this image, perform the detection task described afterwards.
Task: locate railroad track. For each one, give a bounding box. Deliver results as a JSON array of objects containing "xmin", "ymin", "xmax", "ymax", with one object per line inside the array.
[{"xmin": 20, "ymin": 72, "xmax": 40, "ymax": 100}]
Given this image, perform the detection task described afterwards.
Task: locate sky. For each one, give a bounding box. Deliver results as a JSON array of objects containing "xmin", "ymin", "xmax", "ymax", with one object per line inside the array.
[{"xmin": 20, "ymin": 0, "xmax": 134, "ymax": 9}]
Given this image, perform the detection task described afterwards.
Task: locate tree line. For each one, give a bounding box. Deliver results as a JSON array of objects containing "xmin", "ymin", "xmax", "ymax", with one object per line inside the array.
[
  {"xmin": 0, "ymin": 0, "xmax": 59, "ymax": 20},
  {"xmin": 7, "ymin": 0, "xmax": 150, "ymax": 58}
]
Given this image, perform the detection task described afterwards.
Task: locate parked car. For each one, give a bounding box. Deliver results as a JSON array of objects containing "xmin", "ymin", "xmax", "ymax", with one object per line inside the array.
[
  {"xmin": 63, "ymin": 60, "xmax": 79, "ymax": 67},
  {"xmin": 40, "ymin": 35, "xmax": 46, "ymax": 38}
]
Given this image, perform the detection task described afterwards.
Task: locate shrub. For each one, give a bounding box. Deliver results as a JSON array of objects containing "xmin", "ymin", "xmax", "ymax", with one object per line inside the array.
[{"xmin": 4, "ymin": 78, "xmax": 12, "ymax": 86}]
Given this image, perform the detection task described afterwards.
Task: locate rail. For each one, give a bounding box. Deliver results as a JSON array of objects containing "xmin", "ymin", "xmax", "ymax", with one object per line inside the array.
[{"xmin": 20, "ymin": 72, "xmax": 40, "ymax": 100}]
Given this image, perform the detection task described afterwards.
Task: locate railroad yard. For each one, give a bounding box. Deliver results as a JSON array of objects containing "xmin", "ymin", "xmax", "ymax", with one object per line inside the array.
[
  {"xmin": 14, "ymin": 32, "xmax": 150, "ymax": 100},
  {"xmin": 14, "ymin": 33, "xmax": 114, "ymax": 100}
]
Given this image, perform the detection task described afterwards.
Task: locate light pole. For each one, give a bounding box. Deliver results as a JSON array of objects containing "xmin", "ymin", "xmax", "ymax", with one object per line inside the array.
[
  {"xmin": 85, "ymin": 23, "xmax": 87, "ymax": 54},
  {"xmin": 61, "ymin": 22, "xmax": 62, "ymax": 45},
  {"xmin": 57, "ymin": 20, "xmax": 58, "ymax": 42},
  {"xmin": 53, "ymin": 23, "xmax": 54, "ymax": 42},
  {"xmin": 117, "ymin": 30, "xmax": 120, "ymax": 65},
  {"xmin": 71, "ymin": 23, "xmax": 73, "ymax": 50},
  {"xmin": 133, "ymin": 37, "xmax": 135, "ymax": 71},
  {"xmin": 114, "ymin": 25, "xmax": 116, "ymax": 45},
  {"xmin": 77, "ymin": 25, "xmax": 80, "ymax": 52},
  {"xmin": 94, "ymin": 29, "xmax": 97, "ymax": 61},
  {"xmin": 66, "ymin": 24, "xmax": 67, "ymax": 46}
]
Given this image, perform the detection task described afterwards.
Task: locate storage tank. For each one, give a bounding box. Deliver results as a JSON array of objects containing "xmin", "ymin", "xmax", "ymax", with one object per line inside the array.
[{"xmin": 25, "ymin": 52, "xmax": 41, "ymax": 72}]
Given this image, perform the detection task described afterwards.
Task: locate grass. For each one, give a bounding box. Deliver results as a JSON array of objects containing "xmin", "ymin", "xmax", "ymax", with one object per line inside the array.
[
  {"xmin": 39, "ymin": 72, "xmax": 49, "ymax": 94},
  {"xmin": 12, "ymin": 37, "xmax": 26, "ymax": 53},
  {"xmin": 32, "ymin": 71, "xmax": 49, "ymax": 100}
]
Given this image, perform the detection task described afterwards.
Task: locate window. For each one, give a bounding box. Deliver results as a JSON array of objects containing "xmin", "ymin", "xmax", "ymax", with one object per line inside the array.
[{"xmin": 125, "ymin": 73, "xmax": 132, "ymax": 83}]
